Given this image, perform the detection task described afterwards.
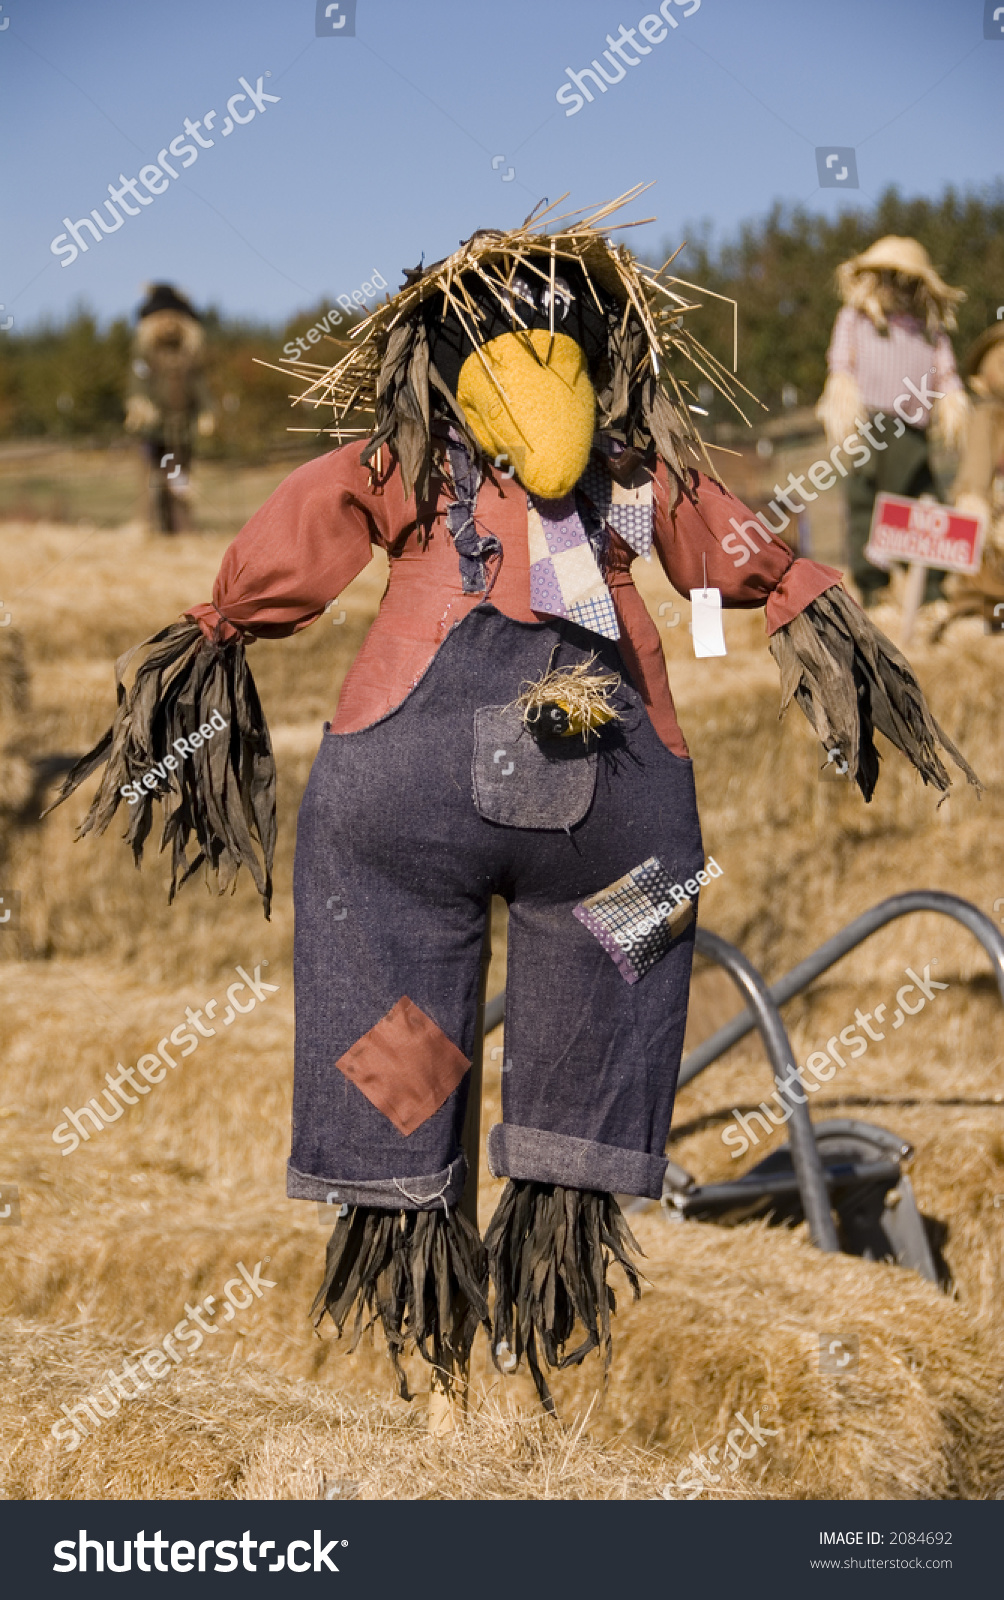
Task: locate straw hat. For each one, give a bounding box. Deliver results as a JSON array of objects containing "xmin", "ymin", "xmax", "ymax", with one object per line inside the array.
[
  {"xmin": 963, "ymin": 321, "xmax": 1004, "ymax": 381},
  {"xmin": 260, "ymin": 188, "xmax": 761, "ymax": 501},
  {"xmin": 836, "ymin": 236, "xmax": 965, "ymax": 335}
]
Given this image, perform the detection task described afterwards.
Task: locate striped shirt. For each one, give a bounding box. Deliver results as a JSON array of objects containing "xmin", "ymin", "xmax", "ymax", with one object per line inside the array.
[{"xmin": 826, "ymin": 306, "xmax": 962, "ymax": 429}]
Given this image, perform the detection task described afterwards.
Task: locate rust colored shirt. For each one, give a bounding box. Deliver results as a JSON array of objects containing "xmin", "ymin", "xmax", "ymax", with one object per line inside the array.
[{"xmin": 187, "ymin": 441, "xmax": 841, "ymax": 759}]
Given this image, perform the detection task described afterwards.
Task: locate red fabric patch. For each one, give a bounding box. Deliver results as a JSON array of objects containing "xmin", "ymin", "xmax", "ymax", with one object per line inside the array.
[{"xmin": 336, "ymin": 996, "xmax": 470, "ymax": 1137}]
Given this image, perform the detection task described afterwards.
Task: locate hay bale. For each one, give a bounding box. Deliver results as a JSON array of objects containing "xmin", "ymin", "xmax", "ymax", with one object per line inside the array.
[
  {"xmin": 0, "ymin": 624, "xmax": 29, "ymax": 720},
  {"xmin": 556, "ymin": 1215, "xmax": 1001, "ymax": 1500},
  {"xmin": 0, "ymin": 1317, "xmax": 681, "ymax": 1501}
]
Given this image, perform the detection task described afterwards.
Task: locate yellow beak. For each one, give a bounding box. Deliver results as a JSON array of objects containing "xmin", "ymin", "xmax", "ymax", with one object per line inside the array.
[{"xmin": 455, "ymin": 328, "xmax": 596, "ymax": 501}]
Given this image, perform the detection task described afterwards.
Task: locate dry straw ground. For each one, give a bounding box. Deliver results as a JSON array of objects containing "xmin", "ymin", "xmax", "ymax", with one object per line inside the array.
[{"xmin": 1, "ymin": 499, "xmax": 1002, "ymax": 1501}]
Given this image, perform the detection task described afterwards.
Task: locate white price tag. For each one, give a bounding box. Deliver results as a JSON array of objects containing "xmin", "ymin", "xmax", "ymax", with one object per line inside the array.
[{"xmin": 689, "ymin": 587, "xmax": 727, "ymax": 658}]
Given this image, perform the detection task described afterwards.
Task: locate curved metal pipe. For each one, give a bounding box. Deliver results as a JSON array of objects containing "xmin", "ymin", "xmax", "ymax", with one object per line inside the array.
[
  {"xmin": 679, "ymin": 891, "xmax": 1004, "ymax": 1087},
  {"xmin": 693, "ymin": 928, "xmax": 839, "ymax": 1252}
]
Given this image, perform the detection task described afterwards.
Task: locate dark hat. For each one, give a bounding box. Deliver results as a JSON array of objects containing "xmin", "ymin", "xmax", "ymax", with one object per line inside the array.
[
  {"xmin": 137, "ymin": 283, "xmax": 200, "ymax": 322},
  {"xmin": 964, "ymin": 321, "xmax": 1004, "ymax": 380}
]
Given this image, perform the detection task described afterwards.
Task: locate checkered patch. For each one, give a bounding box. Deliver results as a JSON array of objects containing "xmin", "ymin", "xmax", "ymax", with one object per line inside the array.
[
  {"xmin": 567, "ymin": 590, "xmax": 620, "ymax": 638},
  {"xmin": 573, "ymin": 856, "xmax": 693, "ymax": 984},
  {"xmin": 580, "ymin": 452, "xmax": 654, "ymax": 560}
]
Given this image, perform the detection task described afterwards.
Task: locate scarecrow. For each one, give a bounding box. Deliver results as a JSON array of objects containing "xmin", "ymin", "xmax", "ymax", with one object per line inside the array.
[
  {"xmin": 53, "ymin": 194, "xmax": 979, "ymax": 1412},
  {"xmin": 816, "ymin": 236, "xmax": 968, "ymax": 608},
  {"xmin": 939, "ymin": 322, "xmax": 1004, "ymax": 628},
  {"xmin": 124, "ymin": 283, "xmax": 216, "ymax": 535}
]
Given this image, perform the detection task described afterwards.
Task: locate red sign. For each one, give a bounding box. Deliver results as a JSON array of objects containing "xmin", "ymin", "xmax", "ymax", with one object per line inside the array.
[{"xmin": 865, "ymin": 493, "xmax": 984, "ymax": 575}]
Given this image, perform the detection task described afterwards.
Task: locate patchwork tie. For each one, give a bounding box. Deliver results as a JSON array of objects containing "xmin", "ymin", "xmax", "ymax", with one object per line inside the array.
[
  {"xmin": 580, "ymin": 443, "xmax": 655, "ymax": 563},
  {"xmin": 526, "ymin": 491, "xmax": 619, "ymax": 640},
  {"xmin": 527, "ymin": 439, "xmax": 654, "ymax": 641}
]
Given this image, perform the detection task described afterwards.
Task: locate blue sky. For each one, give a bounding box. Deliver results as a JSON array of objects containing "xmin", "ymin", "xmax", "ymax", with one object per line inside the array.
[{"xmin": 0, "ymin": 0, "xmax": 1001, "ymax": 331}]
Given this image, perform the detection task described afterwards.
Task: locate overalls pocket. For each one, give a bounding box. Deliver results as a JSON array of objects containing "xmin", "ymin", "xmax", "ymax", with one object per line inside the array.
[{"xmin": 472, "ymin": 704, "xmax": 597, "ymax": 831}]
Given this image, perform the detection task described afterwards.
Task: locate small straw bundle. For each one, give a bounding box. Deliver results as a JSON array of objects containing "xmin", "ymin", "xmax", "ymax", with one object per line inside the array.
[
  {"xmin": 513, "ymin": 657, "xmax": 622, "ymax": 739},
  {"xmin": 257, "ymin": 186, "xmax": 762, "ymax": 501}
]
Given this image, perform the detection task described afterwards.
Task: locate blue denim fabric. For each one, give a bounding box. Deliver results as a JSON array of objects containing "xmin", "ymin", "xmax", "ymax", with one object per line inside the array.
[
  {"xmin": 472, "ymin": 704, "xmax": 597, "ymax": 830},
  {"xmin": 287, "ymin": 604, "xmax": 703, "ymax": 1206}
]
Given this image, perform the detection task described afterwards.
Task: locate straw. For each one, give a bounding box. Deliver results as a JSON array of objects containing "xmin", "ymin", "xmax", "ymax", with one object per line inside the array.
[
  {"xmin": 282, "ymin": 190, "xmax": 760, "ymax": 467},
  {"xmin": 512, "ymin": 657, "xmax": 623, "ymax": 738}
]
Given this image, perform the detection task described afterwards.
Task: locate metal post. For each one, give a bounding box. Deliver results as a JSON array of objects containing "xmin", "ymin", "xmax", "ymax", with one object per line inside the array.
[
  {"xmin": 679, "ymin": 892, "xmax": 1004, "ymax": 1087},
  {"xmin": 900, "ymin": 560, "xmax": 927, "ymax": 645},
  {"xmin": 695, "ymin": 929, "xmax": 840, "ymax": 1253}
]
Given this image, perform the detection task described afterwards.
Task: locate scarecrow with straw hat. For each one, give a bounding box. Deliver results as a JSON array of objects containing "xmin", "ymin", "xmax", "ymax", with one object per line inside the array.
[
  {"xmin": 124, "ymin": 283, "xmax": 216, "ymax": 535},
  {"xmin": 935, "ymin": 321, "xmax": 1004, "ymax": 630},
  {"xmin": 52, "ymin": 192, "xmax": 980, "ymax": 1413},
  {"xmin": 816, "ymin": 236, "xmax": 969, "ymax": 610}
]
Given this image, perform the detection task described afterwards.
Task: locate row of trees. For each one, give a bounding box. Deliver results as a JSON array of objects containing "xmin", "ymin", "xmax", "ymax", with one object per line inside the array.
[
  {"xmin": 673, "ymin": 183, "xmax": 1004, "ymax": 420},
  {"xmin": 0, "ymin": 302, "xmax": 364, "ymax": 459},
  {"xmin": 1, "ymin": 184, "xmax": 1001, "ymax": 454}
]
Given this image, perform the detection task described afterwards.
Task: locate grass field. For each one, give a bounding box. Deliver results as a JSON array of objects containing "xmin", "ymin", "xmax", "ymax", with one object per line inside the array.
[{"xmin": 1, "ymin": 440, "xmax": 1002, "ymax": 1500}]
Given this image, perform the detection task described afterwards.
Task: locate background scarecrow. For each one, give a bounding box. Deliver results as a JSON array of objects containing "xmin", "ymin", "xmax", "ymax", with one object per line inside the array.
[
  {"xmin": 54, "ymin": 194, "xmax": 979, "ymax": 1411},
  {"xmin": 940, "ymin": 322, "xmax": 1004, "ymax": 627},
  {"xmin": 816, "ymin": 236, "xmax": 968, "ymax": 609},
  {"xmin": 124, "ymin": 283, "xmax": 216, "ymax": 535}
]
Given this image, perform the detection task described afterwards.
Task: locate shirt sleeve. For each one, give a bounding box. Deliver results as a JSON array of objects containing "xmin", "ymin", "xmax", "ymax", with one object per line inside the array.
[
  {"xmin": 826, "ymin": 307, "xmax": 858, "ymax": 375},
  {"xmin": 652, "ymin": 468, "xmax": 843, "ymax": 635},
  {"xmin": 932, "ymin": 330, "xmax": 964, "ymax": 396},
  {"xmin": 185, "ymin": 443, "xmax": 391, "ymax": 642},
  {"xmin": 951, "ymin": 400, "xmax": 1000, "ymax": 502}
]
